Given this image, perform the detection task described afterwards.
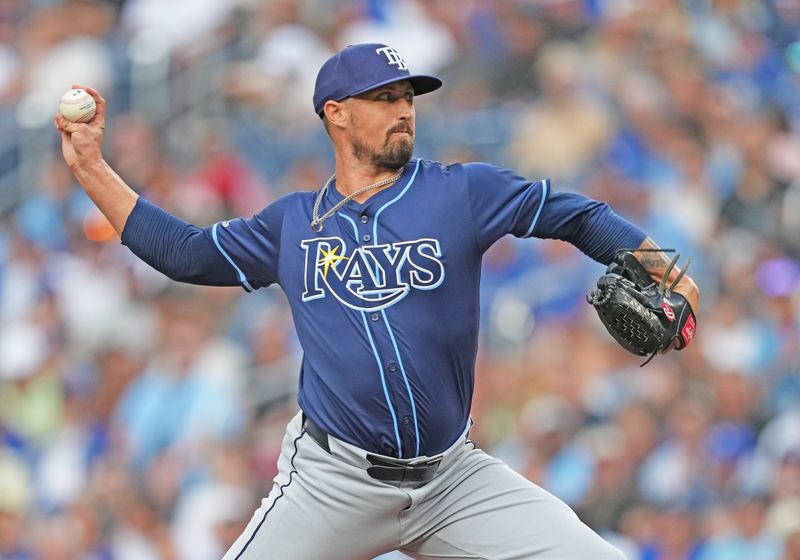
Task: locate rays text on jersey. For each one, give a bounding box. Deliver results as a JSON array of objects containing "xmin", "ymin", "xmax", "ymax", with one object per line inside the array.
[{"xmin": 301, "ymin": 236, "xmax": 444, "ymax": 311}]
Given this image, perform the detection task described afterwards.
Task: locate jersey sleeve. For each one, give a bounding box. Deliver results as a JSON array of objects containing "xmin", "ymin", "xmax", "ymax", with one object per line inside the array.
[
  {"xmin": 210, "ymin": 193, "xmax": 294, "ymax": 290},
  {"xmin": 463, "ymin": 162, "xmax": 550, "ymax": 252},
  {"xmin": 462, "ymin": 163, "xmax": 646, "ymax": 263}
]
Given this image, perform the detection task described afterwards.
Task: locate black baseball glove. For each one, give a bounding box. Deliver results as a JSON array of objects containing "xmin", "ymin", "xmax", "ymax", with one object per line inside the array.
[{"xmin": 587, "ymin": 250, "xmax": 697, "ymax": 365}]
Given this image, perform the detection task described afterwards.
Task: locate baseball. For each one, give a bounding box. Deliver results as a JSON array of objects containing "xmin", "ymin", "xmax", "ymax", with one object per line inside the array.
[{"xmin": 59, "ymin": 88, "xmax": 97, "ymax": 123}]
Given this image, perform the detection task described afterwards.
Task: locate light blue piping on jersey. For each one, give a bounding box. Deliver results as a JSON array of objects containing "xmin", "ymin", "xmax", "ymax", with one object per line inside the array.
[
  {"xmin": 372, "ymin": 159, "xmax": 421, "ymax": 241},
  {"xmin": 372, "ymin": 159, "xmax": 422, "ymax": 456},
  {"xmin": 339, "ymin": 212, "xmax": 403, "ymax": 455},
  {"xmin": 211, "ymin": 222, "xmax": 254, "ymax": 292},
  {"xmin": 524, "ymin": 179, "xmax": 550, "ymax": 238},
  {"xmin": 360, "ymin": 310, "xmax": 403, "ymax": 456},
  {"xmin": 381, "ymin": 311, "xmax": 420, "ymax": 456}
]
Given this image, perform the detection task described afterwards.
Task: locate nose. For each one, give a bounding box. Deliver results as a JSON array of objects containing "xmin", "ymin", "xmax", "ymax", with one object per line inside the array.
[{"xmin": 396, "ymin": 98, "xmax": 413, "ymax": 121}]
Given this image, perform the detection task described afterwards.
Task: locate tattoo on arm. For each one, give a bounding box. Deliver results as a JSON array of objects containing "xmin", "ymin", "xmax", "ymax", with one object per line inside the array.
[
  {"xmin": 638, "ymin": 253, "xmax": 675, "ymax": 278},
  {"xmin": 621, "ymin": 237, "xmax": 700, "ymax": 318},
  {"xmin": 636, "ymin": 238, "xmax": 699, "ymax": 312},
  {"xmin": 637, "ymin": 238, "xmax": 680, "ymax": 280}
]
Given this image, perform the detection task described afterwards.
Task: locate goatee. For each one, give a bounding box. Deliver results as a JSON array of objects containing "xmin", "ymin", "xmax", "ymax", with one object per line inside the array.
[{"xmin": 352, "ymin": 136, "xmax": 413, "ymax": 171}]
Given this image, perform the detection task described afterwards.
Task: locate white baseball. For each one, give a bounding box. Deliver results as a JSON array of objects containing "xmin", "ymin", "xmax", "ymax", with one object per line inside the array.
[{"xmin": 59, "ymin": 88, "xmax": 97, "ymax": 123}]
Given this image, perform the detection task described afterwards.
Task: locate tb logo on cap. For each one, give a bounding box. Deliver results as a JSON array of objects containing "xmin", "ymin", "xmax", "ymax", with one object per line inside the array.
[{"xmin": 376, "ymin": 46, "xmax": 408, "ymax": 70}]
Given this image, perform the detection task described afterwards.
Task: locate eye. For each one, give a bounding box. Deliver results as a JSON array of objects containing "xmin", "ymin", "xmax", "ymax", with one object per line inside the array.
[
  {"xmin": 404, "ymin": 92, "xmax": 414, "ymax": 104},
  {"xmin": 376, "ymin": 92, "xmax": 392, "ymax": 101}
]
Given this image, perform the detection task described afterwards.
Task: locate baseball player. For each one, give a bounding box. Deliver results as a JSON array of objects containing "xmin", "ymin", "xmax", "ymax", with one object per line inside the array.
[{"xmin": 56, "ymin": 44, "xmax": 699, "ymax": 559}]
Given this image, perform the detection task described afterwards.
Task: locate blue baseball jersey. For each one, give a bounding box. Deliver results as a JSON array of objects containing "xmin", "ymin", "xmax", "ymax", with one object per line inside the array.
[
  {"xmin": 201, "ymin": 158, "xmax": 643, "ymax": 458},
  {"xmin": 122, "ymin": 157, "xmax": 645, "ymax": 458}
]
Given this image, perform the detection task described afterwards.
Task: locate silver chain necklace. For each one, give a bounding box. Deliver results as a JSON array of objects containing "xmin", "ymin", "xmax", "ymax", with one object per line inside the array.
[{"xmin": 310, "ymin": 171, "xmax": 403, "ymax": 232}]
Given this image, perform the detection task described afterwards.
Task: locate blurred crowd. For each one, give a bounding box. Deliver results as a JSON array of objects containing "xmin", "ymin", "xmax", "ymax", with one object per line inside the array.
[{"xmin": 1, "ymin": 0, "xmax": 800, "ymax": 558}]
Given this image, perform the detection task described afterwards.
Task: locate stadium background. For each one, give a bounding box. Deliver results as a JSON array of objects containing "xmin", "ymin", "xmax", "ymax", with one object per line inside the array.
[{"xmin": 1, "ymin": 0, "xmax": 800, "ymax": 558}]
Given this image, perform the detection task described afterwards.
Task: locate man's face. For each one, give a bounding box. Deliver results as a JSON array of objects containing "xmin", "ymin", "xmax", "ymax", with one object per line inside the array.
[{"xmin": 345, "ymin": 80, "xmax": 415, "ymax": 171}]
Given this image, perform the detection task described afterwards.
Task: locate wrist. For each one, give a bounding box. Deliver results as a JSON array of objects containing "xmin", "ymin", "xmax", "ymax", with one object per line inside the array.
[
  {"xmin": 70, "ymin": 154, "xmax": 108, "ymax": 176},
  {"xmin": 671, "ymin": 276, "xmax": 700, "ymax": 312}
]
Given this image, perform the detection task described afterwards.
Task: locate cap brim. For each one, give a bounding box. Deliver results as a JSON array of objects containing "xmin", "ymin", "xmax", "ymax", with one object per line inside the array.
[
  {"xmin": 317, "ymin": 74, "xmax": 443, "ymax": 117},
  {"xmin": 408, "ymin": 75, "xmax": 443, "ymax": 96},
  {"xmin": 346, "ymin": 74, "xmax": 443, "ymax": 101}
]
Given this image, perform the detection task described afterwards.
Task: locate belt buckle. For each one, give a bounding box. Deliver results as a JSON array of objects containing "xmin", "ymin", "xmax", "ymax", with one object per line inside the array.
[
  {"xmin": 404, "ymin": 457, "xmax": 441, "ymax": 483},
  {"xmin": 365, "ymin": 454, "xmax": 442, "ymax": 483}
]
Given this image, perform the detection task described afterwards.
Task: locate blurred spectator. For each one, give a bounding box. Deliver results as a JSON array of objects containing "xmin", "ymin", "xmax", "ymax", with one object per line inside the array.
[
  {"xmin": 508, "ymin": 40, "xmax": 615, "ymax": 188},
  {"xmin": 20, "ymin": 2, "xmax": 114, "ymax": 100},
  {"xmin": 120, "ymin": 0, "xmax": 235, "ymax": 54},
  {"xmin": 171, "ymin": 444, "xmax": 253, "ymax": 560},
  {"xmin": 112, "ymin": 291, "xmax": 246, "ymax": 472},
  {"xmin": 0, "ymin": 449, "xmax": 32, "ymax": 559},
  {"xmin": 0, "ymin": 320, "xmax": 63, "ymax": 447},
  {"xmin": 336, "ymin": 0, "xmax": 457, "ymax": 76},
  {"xmin": 637, "ymin": 396, "xmax": 717, "ymax": 510}
]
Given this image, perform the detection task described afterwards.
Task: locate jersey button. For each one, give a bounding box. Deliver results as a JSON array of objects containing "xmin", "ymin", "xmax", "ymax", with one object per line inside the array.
[
  {"xmin": 362, "ymin": 234, "xmax": 371, "ymax": 242},
  {"xmin": 388, "ymin": 363, "xmax": 398, "ymax": 373},
  {"xmin": 370, "ymin": 313, "xmax": 380, "ymax": 322},
  {"xmin": 402, "ymin": 416, "xmax": 412, "ymax": 425},
  {"xmin": 360, "ymin": 215, "xmax": 369, "ymax": 224}
]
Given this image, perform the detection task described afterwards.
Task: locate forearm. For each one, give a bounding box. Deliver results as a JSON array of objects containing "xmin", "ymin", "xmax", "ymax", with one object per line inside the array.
[
  {"xmin": 538, "ymin": 193, "xmax": 646, "ymax": 264},
  {"xmin": 55, "ymin": 86, "xmax": 135, "ymax": 235},
  {"xmin": 636, "ymin": 237, "xmax": 700, "ymax": 311},
  {"xmin": 71, "ymin": 158, "xmax": 138, "ymax": 236}
]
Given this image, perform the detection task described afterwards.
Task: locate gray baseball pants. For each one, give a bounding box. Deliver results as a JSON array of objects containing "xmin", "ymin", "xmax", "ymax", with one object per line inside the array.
[{"xmin": 223, "ymin": 411, "xmax": 626, "ymax": 560}]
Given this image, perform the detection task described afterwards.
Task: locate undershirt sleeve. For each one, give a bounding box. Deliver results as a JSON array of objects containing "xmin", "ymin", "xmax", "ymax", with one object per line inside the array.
[
  {"xmin": 121, "ymin": 197, "xmax": 240, "ymax": 286},
  {"xmin": 533, "ymin": 191, "xmax": 646, "ymax": 265}
]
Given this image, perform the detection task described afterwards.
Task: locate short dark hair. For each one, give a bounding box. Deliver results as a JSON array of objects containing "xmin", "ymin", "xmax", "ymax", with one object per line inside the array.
[{"xmin": 321, "ymin": 115, "xmax": 331, "ymax": 138}]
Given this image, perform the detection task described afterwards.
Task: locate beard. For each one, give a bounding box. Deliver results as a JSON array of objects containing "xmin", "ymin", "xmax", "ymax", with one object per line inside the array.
[{"xmin": 351, "ymin": 130, "xmax": 414, "ymax": 171}]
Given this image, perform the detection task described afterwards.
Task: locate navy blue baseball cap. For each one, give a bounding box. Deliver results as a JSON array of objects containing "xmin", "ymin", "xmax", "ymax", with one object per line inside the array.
[{"xmin": 313, "ymin": 43, "xmax": 443, "ymax": 117}]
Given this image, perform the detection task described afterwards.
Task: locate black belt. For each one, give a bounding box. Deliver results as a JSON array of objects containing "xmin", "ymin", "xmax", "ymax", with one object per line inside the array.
[
  {"xmin": 302, "ymin": 415, "xmax": 441, "ymax": 483},
  {"xmin": 364, "ymin": 453, "xmax": 441, "ymax": 483},
  {"xmin": 303, "ymin": 414, "xmax": 331, "ymax": 453}
]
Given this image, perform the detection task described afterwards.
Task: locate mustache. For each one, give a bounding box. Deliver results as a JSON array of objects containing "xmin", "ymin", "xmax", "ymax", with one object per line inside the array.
[{"xmin": 388, "ymin": 124, "xmax": 413, "ymax": 135}]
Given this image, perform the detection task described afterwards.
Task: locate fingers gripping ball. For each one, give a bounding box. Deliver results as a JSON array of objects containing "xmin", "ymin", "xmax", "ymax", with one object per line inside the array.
[{"xmin": 59, "ymin": 89, "xmax": 97, "ymax": 123}]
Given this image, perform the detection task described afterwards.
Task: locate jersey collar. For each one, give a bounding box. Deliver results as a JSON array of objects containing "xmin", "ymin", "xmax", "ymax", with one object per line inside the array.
[{"xmin": 324, "ymin": 159, "xmax": 417, "ymax": 213}]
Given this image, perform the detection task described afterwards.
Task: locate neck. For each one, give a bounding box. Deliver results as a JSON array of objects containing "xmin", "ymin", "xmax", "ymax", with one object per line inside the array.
[{"xmin": 333, "ymin": 159, "xmax": 405, "ymax": 203}]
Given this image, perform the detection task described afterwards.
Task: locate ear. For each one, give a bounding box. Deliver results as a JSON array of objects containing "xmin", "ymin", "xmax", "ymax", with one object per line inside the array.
[{"xmin": 323, "ymin": 100, "xmax": 347, "ymax": 129}]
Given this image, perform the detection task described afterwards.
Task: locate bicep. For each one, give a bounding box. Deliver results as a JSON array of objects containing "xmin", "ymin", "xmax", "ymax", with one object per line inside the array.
[
  {"xmin": 464, "ymin": 163, "xmax": 550, "ymax": 252},
  {"xmin": 209, "ymin": 195, "xmax": 293, "ymax": 289}
]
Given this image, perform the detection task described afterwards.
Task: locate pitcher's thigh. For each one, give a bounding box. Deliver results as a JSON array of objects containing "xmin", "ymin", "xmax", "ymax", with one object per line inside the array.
[
  {"xmin": 223, "ymin": 433, "xmax": 403, "ymax": 560},
  {"xmin": 404, "ymin": 456, "xmax": 625, "ymax": 560}
]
